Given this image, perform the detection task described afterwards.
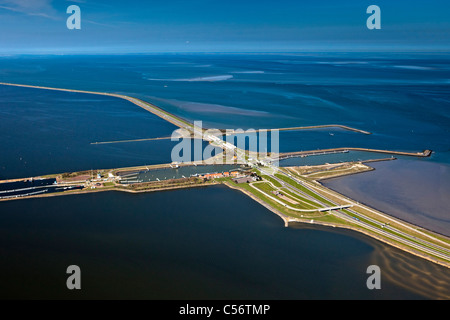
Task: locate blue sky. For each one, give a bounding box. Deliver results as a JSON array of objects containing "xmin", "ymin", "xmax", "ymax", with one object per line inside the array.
[{"xmin": 0, "ymin": 0, "xmax": 449, "ymax": 53}]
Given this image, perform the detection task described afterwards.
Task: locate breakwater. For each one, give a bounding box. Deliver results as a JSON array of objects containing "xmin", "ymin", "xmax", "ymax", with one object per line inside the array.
[{"xmin": 278, "ymin": 148, "xmax": 432, "ymax": 160}]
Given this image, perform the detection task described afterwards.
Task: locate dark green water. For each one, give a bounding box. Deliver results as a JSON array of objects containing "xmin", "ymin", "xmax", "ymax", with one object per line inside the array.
[{"xmin": 1, "ymin": 185, "xmax": 449, "ymax": 299}]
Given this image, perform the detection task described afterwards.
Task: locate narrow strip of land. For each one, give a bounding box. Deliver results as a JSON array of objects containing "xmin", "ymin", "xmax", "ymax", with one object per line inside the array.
[{"xmin": 226, "ymin": 124, "xmax": 371, "ymax": 135}]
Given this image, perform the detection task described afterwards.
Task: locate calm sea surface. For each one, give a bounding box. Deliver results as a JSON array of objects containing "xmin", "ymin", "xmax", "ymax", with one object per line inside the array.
[
  {"xmin": 0, "ymin": 53, "xmax": 449, "ymax": 299},
  {"xmin": 1, "ymin": 186, "xmax": 450, "ymax": 299}
]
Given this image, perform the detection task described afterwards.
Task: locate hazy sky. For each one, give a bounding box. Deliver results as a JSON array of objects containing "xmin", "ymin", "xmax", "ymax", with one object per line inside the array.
[{"xmin": 0, "ymin": 0, "xmax": 449, "ymax": 53}]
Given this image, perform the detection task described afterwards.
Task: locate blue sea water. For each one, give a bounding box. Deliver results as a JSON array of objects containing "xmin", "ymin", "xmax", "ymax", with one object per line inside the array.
[
  {"xmin": 0, "ymin": 53, "xmax": 448, "ymax": 163},
  {"xmin": 1, "ymin": 53, "xmax": 450, "ymax": 299}
]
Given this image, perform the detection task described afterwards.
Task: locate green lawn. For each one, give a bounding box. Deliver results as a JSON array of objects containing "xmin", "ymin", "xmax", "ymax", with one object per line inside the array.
[
  {"xmin": 261, "ymin": 175, "xmax": 282, "ymax": 187},
  {"xmin": 253, "ymin": 182, "xmax": 320, "ymax": 211}
]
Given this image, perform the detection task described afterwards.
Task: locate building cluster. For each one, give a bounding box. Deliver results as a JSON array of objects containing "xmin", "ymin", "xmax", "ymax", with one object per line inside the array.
[{"xmin": 200, "ymin": 171, "xmax": 241, "ymax": 180}]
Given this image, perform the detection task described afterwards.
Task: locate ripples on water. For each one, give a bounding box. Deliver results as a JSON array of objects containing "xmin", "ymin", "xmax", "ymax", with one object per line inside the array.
[{"xmin": 0, "ymin": 54, "xmax": 449, "ymax": 299}]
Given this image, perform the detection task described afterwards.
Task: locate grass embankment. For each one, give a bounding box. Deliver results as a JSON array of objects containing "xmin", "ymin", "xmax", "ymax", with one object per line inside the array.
[
  {"xmin": 278, "ymin": 187, "xmax": 322, "ymax": 209},
  {"xmin": 117, "ymin": 177, "xmax": 208, "ymax": 192},
  {"xmin": 260, "ymin": 175, "xmax": 282, "ymax": 187},
  {"xmin": 221, "ymin": 177, "xmax": 336, "ymax": 221}
]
